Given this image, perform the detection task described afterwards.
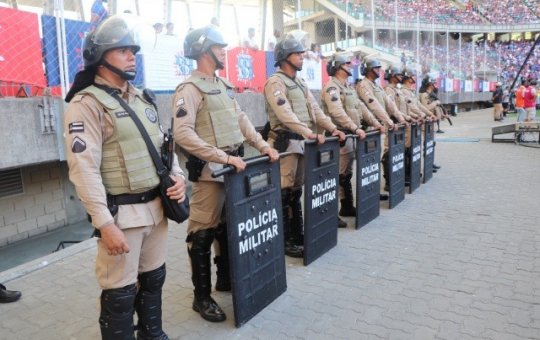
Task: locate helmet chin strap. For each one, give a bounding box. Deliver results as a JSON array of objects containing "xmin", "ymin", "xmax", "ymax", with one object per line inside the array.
[
  {"xmin": 339, "ymin": 65, "xmax": 352, "ymax": 77},
  {"xmin": 102, "ymin": 60, "xmax": 136, "ymax": 81},
  {"xmin": 285, "ymin": 59, "xmax": 302, "ymax": 71},
  {"xmin": 209, "ymin": 50, "xmax": 224, "ymax": 70}
]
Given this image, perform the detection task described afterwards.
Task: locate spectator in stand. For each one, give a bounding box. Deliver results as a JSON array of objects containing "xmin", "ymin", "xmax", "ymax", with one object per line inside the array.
[
  {"xmin": 165, "ymin": 22, "xmax": 175, "ymax": 36},
  {"xmin": 90, "ymin": 0, "xmax": 108, "ymax": 31},
  {"xmin": 492, "ymin": 82, "xmax": 504, "ymax": 121},
  {"xmin": 210, "ymin": 17, "xmax": 220, "ymax": 27},
  {"xmin": 515, "ymin": 79, "xmax": 527, "ymax": 122},
  {"xmin": 306, "ymin": 43, "xmax": 323, "ymax": 62},
  {"xmin": 153, "ymin": 23, "xmax": 163, "ymax": 34},
  {"xmin": 267, "ymin": 29, "xmax": 281, "ymax": 51},
  {"xmin": 242, "ymin": 27, "xmax": 259, "ymax": 50}
]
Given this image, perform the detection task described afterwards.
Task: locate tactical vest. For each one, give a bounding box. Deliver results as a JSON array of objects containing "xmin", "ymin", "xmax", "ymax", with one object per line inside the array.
[
  {"xmin": 323, "ymin": 77, "xmax": 361, "ymax": 126},
  {"xmin": 364, "ymin": 79, "xmax": 386, "ymax": 107},
  {"xmin": 386, "ymin": 85, "xmax": 407, "ymax": 113},
  {"xmin": 181, "ymin": 76, "xmax": 244, "ymax": 148},
  {"xmin": 81, "ymin": 85, "xmax": 161, "ymax": 195},
  {"xmin": 267, "ymin": 72, "xmax": 313, "ymax": 130}
]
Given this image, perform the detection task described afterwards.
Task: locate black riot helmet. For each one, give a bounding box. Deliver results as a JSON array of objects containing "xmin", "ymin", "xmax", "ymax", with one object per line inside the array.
[
  {"xmin": 327, "ymin": 52, "xmax": 353, "ymax": 77},
  {"xmin": 361, "ymin": 58, "xmax": 382, "ymax": 77},
  {"xmin": 82, "ymin": 15, "xmax": 141, "ymax": 80},
  {"xmin": 184, "ymin": 25, "xmax": 228, "ymax": 69},
  {"xmin": 274, "ymin": 30, "xmax": 309, "ymax": 70},
  {"xmin": 384, "ymin": 65, "xmax": 403, "ymax": 81}
]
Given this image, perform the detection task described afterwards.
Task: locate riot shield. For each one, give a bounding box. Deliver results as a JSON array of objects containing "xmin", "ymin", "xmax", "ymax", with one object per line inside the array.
[
  {"xmin": 217, "ymin": 155, "xmax": 287, "ymax": 327},
  {"xmin": 355, "ymin": 130, "xmax": 381, "ymax": 229},
  {"xmin": 408, "ymin": 123, "xmax": 422, "ymax": 194},
  {"xmin": 423, "ymin": 121, "xmax": 435, "ymax": 184},
  {"xmin": 387, "ymin": 125, "xmax": 406, "ymax": 209},
  {"xmin": 303, "ymin": 138, "xmax": 340, "ymax": 266}
]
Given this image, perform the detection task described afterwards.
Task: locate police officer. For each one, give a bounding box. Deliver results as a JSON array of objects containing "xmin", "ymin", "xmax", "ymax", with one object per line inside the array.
[
  {"xmin": 264, "ymin": 31, "xmax": 345, "ymax": 257},
  {"xmin": 322, "ymin": 52, "xmax": 384, "ymax": 225},
  {"xmin": 173, "ymin": 25, "xmax": 279, "ymax": 323},
  {"xmin": 64, "ymin": 15, "xmax": 184, "ymax": 340},
  {"xmin": 401, "ymin": 71, "xmax": 436, "ymax": 121},
  {"xmin": 384, "ymin": 66, "xmax": 422, "ymax": 186},
  {"xmin": 419, "ymin": 76, "xmax": 447, "ymax": 133},
  {"xmin": 357, "ymin": 58, "xmax": 407, "ymax": 195}
]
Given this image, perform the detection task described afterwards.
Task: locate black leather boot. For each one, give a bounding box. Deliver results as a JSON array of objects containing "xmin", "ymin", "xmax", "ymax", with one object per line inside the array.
[
  {"xmin": 214, "ymin": 223, "xmax": 231, "ymax": 292},
  {"xmin": 188, "ymin": 229, "xmax": 226, "ymax": 322},
  {"xmin": 290, "ymin": 189, "xmax": 305, "ymax": 247},
  {"xmin": 282, "ymin": 189, "xmax": 303, "ymax": 258},
  {"xmin": 135, "ymin": 264, "xmax": 169, "ymax": 340},
  {"xmin": 99, "ymin": 284, "xmax": 137, "ymax": 340},
  {"xmin": 338, "ymin": 174, "xmax": 356, "ymax": 217},
  {"xmin": 404, "ymin": 147, "xmax": 411, "ymax": 186},
  {"xmin": 0, "ymin": 284, "xmax": 21, "ymax": 303}
]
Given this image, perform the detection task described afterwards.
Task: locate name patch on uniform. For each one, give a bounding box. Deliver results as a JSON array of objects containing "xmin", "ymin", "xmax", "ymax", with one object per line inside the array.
[
  {"xmin": 68, "ymin": 121, "xmax": 84, "ymax": 134},
  {"xmin": 277, "ymin": 98, "xmax": 286, "ymax": 106},
  {"xmin": 71, "ymin": 136, "xmax": 86, "ymax": 153},
  {"xmin": 176, "ymin": 98, "xmax": 185, "ymax": 106},
  {"xmin": 326, "ymin": 86, "xmax": 337, "ymax": 94},
  {"xmin": 145, "ymin": 108, "xmax": 157, "ymax": 123},
  {"xmin": 208, "ymin": 89, "xmax": 221, "ymax": 95},
  {"xmin": 273, "ymin": 90, "xmax": 282, "ymax": 97},
  {"xmin": 115, "ymin": 111, "xmax": 129, "ymax": 118},
  {"xmin": 226, "ymin": 89, "xmax": 235, "ymax": 99}
]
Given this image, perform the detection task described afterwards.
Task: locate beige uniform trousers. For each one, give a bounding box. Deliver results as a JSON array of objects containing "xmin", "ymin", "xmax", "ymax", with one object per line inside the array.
[
  {"xmin": 96, "ymin": 207, "xmax": 168, "ymax": 290},
  {"xmin": 493, "ymin": 103, "xmax": 504, "ymax": 120},
  {"xmin": 187, "ymin": 180, "xmax": 226, "ymax": 235}
]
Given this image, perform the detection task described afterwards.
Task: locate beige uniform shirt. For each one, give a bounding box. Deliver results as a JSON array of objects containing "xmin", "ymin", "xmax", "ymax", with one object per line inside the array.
[
  {"xmin": 402, "ymin": 88, "xmax": 430, "ymax": 118},
  {"xmin": 322, "ymin": 78, "xmax": 360, "ymax": 132},
  {"xmin": 172, "ymin": 70, "xmax": 269, "ymax": 165},
  {"xmin": 385, "ymin": 84, "xmax": 419, "ymax": 120},
  {"xmin": 356, "ymin": 78, "xmax": 402, "ymax": 125},
  {"xmin": 419, "ymin": 92, "xmax": 440, "ymax": 111},
  {"xmin": 264, "ymin": 72, "xmax": 337, "ymax": 138},
  {"xmin": 64, "ymin": 76, "xmax": 183, "ymax": 229}
]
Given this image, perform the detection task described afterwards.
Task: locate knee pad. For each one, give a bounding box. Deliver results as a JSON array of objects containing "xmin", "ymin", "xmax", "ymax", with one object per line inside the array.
[
  {"xmin": 138, "ymin": 264, "xmax": 166, "ymax": 293},
  {"xmin": 100, "ymin": 284, "xmax": 137, "ymax": 316},
  {"xmin": 188, "ymin": 229, "xmax": 215, "ymax": 252}
]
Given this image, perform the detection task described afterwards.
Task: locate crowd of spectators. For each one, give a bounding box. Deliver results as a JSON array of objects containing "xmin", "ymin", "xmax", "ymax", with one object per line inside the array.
[
  {"xmin": 376, "ymin": 35, "xmax": 540, "ymax": 84},
  {"xmin": 327, "ymin": 0, "xmax": 540, "ymax": 25}
]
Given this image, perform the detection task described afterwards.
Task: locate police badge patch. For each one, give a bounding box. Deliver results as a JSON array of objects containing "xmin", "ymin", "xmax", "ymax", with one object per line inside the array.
[
  {"xmin": 277, "ymin": 98, "xmax": 286, "ymax": 106},
  {"xmin": 145, "ymin": 108, "xmax": 157, "ymax": 123},
  {"xmin": 176, "ymin": 107, "xmax": 188, "ymax": 118},
  {"xmin": 71, "ymin": 136, "xmax": 86, "ymax": 153}
]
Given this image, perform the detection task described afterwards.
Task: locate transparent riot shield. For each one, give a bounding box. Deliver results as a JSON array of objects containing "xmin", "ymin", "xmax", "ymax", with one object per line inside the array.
[
  {"xmin": 408, "ymin": 123, "xmax": 422, "ymax": 194},
  {"xmin": 214, "ymin": 155, "xmax": 287, "ymax": 327},
  {"xmin": 423, "ymin": 121, "xmax": 435, "ymax": 184},
  {"xmin": 303, "ymin": 138, "xmax": 340, "ymax": 266},
  {"xmin": 355, "ymin": 130, "xmax": 381, "ymax": 229},
  {"xmin": 387, "ymin": 125, "xmax": 406, "ymax": 209}
]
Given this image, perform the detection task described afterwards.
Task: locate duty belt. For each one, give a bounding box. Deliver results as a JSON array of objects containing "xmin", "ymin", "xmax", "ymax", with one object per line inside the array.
[
  {"xmin": 108, "ymin": 187, "xmax": 160, "ymax": 206},
  {"xmin": 276, "ymin": 129, "xmax": 304, "ymax": 140}
]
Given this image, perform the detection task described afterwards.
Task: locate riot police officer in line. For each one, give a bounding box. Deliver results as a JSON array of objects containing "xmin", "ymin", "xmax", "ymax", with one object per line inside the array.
[
  {"xmin": 356, "ymin": 58, "xmax": 408, "ymax": 195},
  {"xmin": 400, "ymin": 71, "xmax": 436, "ymax": 121},
  {"xmin": 419, "ymin": 77, "xmax": 447, "ymax": 134},
  {"xmin": 264, "ymin": 31, "xmax": 345, "ymax": 257},
  {"xmin": 384, "ymin": 66, "xmax": 422, "ymax": 186},
  {"xmin": 172, "ymin": 26, "xmax": 279, "ymax": 323},
  {"xmin": 322, "ymin": 52, "xmax": 385, "ymax": 226},
  {"xmin": 64, "ymin": 16, "xmax": 185, "ymax": 339}
]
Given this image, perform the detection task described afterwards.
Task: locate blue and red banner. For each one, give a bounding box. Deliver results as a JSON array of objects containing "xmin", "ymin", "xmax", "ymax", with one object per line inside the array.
[{"xmin": 221, "ymin": 47, "xmax": 266, "ymax": 93}]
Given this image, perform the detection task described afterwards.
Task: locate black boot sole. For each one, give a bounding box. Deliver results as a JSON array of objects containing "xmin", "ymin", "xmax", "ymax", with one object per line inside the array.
[{"xmin": 192, "ymin": 302, "xmax": 227, "ymax": 322}]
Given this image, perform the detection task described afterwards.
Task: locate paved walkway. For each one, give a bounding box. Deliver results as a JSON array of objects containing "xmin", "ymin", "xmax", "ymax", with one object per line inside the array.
[{"xmin": 1, "ymin": 109, "xmax": 539, "ymax": 340}]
